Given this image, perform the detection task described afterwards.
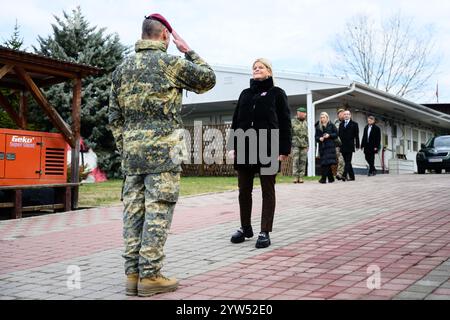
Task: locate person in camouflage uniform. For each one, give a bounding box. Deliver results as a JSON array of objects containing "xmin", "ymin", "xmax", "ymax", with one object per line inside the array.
[
  {"xmin": 108, "ymin": 14, "xmax": 216, "ymax": 297},
  {"xmin": 334, "ymin": 108, "xmax": 346, "ymax": 181},
  {"xmin": 291, "ymin": 107, "xmax": 309, "ymax": 184}
]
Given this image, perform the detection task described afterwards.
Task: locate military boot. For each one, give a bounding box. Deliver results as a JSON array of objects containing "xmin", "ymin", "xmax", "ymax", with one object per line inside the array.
[
  {"xmin": 138, "ymin": 274, "xmax": 179, "ymax": 297},
  {"xmin": 126, "ymin": 273, "xmax": 139, "ymax": 296}
]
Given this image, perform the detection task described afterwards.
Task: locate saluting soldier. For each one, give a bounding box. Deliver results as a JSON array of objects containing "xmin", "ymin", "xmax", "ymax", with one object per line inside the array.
[{"xmin": 109, "ymin": 13, "xmax": 216, "ymax": 297}]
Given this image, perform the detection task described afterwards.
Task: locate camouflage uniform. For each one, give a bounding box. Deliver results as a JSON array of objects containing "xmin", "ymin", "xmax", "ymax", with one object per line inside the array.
[
  {"xmin": 334, "ymin": 118, "xmax": 345, "ymax": 177},
  {"xmin": 291, "ymin": 118, "xmax": 309, "ymax": 179},
  {"xmin": 109, "ymin": 40, "xmax": 216, "ymax": 278}
]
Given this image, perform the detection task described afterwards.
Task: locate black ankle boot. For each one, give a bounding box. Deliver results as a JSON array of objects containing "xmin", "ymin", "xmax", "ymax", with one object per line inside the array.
[
  {"xmin": 256, "ymin": 232, "xmax": 271, "ymax": 249},
  {"xmin": 231, "ymin": 226, "xmax": 254, "ymax": 244}
]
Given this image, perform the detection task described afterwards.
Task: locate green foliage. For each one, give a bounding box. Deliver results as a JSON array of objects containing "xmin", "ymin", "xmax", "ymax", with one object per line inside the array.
[
  {"xmin": 3, "ymin": 19, "xmax": 24, "ymax": 50},
  {"xmin": 0, "ymin": 90, "xmax": 19, "ymax": 129},
  {"xmin": 1, "ymin": 20, "xmax": 23, "ymax": 129},
  {"xmin": 30, "ymin": 6, "xmax": 128, "ymax": 178}
]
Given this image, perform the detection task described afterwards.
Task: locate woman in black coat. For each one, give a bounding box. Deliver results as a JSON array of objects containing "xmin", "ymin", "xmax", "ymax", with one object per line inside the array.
[
  {"xmin": 316, "ymin": 112, "xmax": 338, "ymax": 184},
  {"xmin": 228, "ymin": 58, "xmax": 292, "ymax": 249}
]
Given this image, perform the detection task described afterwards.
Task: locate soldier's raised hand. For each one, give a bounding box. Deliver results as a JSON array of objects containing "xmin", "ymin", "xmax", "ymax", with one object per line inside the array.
[{"xmin": 172, "ymin": 30, "xmax": 191, "ymax": 54}]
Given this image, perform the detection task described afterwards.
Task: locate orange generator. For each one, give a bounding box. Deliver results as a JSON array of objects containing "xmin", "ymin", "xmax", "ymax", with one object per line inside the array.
[{"xmin": 0, "ymin": 128, "xmax": 67, "ymax": 186}]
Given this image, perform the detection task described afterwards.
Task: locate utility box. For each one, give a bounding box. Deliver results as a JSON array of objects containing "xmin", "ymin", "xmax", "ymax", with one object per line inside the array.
[
  {"xmin": 388, "ymin": 159, "xmax": 415, "ymax": 175},
  {"xmin": 0, "ymin": 129, "xmax": 67, "ymax": 186}
]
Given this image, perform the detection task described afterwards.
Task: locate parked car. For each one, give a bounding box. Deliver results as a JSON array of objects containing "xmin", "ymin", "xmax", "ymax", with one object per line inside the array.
[{"xmin": 416, "ymin": 135, "xmax": 450, "ymax": 174}]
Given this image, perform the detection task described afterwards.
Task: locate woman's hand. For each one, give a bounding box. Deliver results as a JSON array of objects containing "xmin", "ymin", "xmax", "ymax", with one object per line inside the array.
[
  {"xmin": 227, "ymin": 150, "xmax": 236, "ymax": 159},
  {"xmin": 319, "ymin": 137, "xmax": 325, "ymax": 142},
  {"xmin": 323, "ymin": 134, "xmax": 330, "ymax": 139},
  {"xmin": 279, "ymin": 155, "xmax": 289, "ymax": 162}
]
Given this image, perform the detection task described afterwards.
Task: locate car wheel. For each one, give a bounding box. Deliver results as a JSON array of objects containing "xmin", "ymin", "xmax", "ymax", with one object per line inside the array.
[
  {"xmin": 446, "ymin": 169, "xmax": 450, "ymax": 173},
  {"xmin": 435, "ymin": 169, "xmax": 443, "ymax": 174},
  {"xmin": 417, "ymin": 166, "xmax": 426, "ymax": 175}
]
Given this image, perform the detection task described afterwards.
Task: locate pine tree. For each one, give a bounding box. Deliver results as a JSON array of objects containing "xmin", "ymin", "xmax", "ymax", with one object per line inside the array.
[
  {"xmin": 3, "ymin": 19, "xmax": 24, "ymax": 50},
  {"xmin": 31, "ymin": 7, "xmax": 128, "ymax": 178},
  {"xmin": 1, "ymin": 20, "xmax": 24, "ymax": 129}
]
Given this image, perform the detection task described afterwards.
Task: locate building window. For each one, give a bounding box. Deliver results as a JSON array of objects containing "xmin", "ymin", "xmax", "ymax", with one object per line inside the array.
[
  {"xmin": 383, "ymin": 134, "xmax": 389, "ymax": 148},
  {"xmin": 392, "ymin": 125, "xmax": 398, "ymax": 138},
  {"xmin": 413, "ymin": 130, "xmax": 419, "ymax": 152}
]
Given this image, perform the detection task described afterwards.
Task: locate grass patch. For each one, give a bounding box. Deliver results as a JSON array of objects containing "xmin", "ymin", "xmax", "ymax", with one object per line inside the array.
[{"xmin": 79, "ymin": 175, "xmax": 319, "ymax": 208}]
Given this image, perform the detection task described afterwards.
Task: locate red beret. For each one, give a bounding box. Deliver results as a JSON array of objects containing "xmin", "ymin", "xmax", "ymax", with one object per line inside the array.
[{"xmin": 145, "ymin": 13, "xmax": 173, "ymax": 33}]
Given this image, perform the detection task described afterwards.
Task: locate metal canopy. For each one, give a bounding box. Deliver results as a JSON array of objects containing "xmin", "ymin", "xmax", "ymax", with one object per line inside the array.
[{"xmin": 312, "ymin": 83, "xmax": 450, "ymax": 130}]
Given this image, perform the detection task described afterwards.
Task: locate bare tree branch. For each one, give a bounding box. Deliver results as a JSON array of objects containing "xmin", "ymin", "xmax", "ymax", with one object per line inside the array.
[{"xmin": 331, "ymin": 12, "xmax": 440, "ymax": 98}]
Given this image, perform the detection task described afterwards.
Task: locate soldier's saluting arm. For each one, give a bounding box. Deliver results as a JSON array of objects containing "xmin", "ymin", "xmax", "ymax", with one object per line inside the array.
[
  {"xmin": 162, "ymin": 31, "xmax": 216, "ymax": 94},
  {"xmin": 109, "ymin": 67, "xmax": 124, "ymax": 155}
]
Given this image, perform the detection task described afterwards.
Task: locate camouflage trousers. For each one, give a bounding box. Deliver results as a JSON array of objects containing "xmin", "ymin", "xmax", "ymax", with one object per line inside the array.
[
  {"xmin": 122, "ymin": 172, "xmax": 180, "ymax": 278},
  {"xmin": 336, "ymin": 147, "xmax": 345, "ymax": 177},
  {"xmin": 292, "ymin": 147, "xmax": 308, "ymax": 179}
]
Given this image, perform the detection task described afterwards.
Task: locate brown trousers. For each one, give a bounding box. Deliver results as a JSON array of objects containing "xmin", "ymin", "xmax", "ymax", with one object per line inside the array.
[{"xmin": 238, "ymin": 170, "xmax": 277, "ymax": 233}]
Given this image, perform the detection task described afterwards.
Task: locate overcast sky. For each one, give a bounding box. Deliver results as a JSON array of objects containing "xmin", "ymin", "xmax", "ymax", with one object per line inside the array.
[{"xmin": 1, "ymin": 0, "xmax": 449, "ymax": 103}]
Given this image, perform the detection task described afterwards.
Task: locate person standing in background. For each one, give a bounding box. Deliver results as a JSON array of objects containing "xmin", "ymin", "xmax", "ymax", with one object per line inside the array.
[
  {"xmin": 316, "ymin": 112, "xmax": 338, "ymax": 184},
  {"xmin": 292, "ymin": 107, "xmax": 309, "ymax": 184},
  {"xmin": 334, "ymin": 108, "xmax": 346, "ymax": 181},
  {"xmin": 339, "ymin": 110, "xmax": 360, "ymax": 182},
  {"xmin": 361, "ymin": 116, "xmax": 382, "ymax": 176}
]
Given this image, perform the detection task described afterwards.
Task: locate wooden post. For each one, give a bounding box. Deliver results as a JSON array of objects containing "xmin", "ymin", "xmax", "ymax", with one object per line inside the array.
[
  {"xmin": 14, "ymin": 66, "xmax": 76, "ymax": 148},
  {"xmin": 55, "ymin": 186, "xmax": 72, "ymax": 212},
  {"xmin": 12, "ymin": 190, "xmax": 22, "ymax": 219},
  {"xmin": 71, "ymin": 77, "xmax": 82, "ymax": 210},
  {"xmin": 0, "ymin": 64, "xmax": 13, "ymax": 80}
]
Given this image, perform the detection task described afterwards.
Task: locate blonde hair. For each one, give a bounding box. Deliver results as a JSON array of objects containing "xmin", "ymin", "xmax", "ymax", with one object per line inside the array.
[
  {"xmin": 253, "ymin": 58, "xmax": 273, "ymax": 77},
  {"xmin": 320, "ymin": 112, "xmax": 330, "ymax": 124}
]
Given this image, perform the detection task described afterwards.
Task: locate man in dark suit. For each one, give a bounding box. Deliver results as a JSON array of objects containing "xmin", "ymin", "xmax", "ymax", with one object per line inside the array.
[
  {"xmin": 361, "ymin": 115, "xmax": 382, "ymax": 176},
  {"xmin": 339, "ymin": 110, "xmax": 360, "ymax": 181}
]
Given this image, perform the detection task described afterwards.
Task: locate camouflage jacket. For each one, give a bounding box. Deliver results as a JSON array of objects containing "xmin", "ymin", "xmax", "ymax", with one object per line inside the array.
[
  {"xmin": 291, "ymin": 118, "xmax": 309, "ymax": 148},
  {"xmin": 109, "ymin": 40, "xmax": 216, "ymax": 175},
  {"xmin": 334, "ymin": 119, "xmax": 342, "ymax": 133}
]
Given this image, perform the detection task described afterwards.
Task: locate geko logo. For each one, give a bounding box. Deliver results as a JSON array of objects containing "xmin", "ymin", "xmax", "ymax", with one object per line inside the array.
[{"xmin": 11, "ymin": 136, "xmax": 34, "ymax": 144}]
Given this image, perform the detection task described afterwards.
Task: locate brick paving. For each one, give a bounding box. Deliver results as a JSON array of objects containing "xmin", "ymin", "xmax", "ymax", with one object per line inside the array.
[{"xmin": 0, "ymin": 174, "xmax": 449, "ymax": 300}]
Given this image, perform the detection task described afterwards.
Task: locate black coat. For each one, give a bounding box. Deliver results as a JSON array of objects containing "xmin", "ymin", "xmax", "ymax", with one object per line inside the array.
[
  {"xmin": 339, "ymin": 120, "xmax": 360, "ymax": 153},
  {"xmin": 361, "ymin": 124, "xmax": 382, "ymax": 154},
  {"xmin": 229, "ymin": 77, "xmax": 292, "ymax": 172},
  {"xmin": 315, "ymin": 122, "xmax": 338, "ymax": 166}
]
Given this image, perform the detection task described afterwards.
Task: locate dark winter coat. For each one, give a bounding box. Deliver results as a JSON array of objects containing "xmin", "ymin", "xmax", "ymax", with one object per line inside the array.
[
  {"xmin": 339, "ymin": 120, "xmax": 360, "ymax": 153},
  {"xmin": 361, "ymin": 124, "xmax": 382, "ymax": 154},
  {"xmin": 229, "ymin": 77, "xmax": 292, "ymax": 173},
  {"xmin": 316, "ymin": 122, "xmax": 338, "ymax": 166}
]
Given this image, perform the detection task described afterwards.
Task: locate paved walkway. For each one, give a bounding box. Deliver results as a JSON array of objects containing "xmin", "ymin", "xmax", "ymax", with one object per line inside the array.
[{"xmin": 0, "ymin": 174, "xmax": 449, "ymax": 300}]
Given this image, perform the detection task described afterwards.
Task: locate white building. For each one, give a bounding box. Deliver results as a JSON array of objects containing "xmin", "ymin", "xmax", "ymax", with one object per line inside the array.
[{"xmin": 182, "ymin": 66, "xmax": 450, "ymax": 176}]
